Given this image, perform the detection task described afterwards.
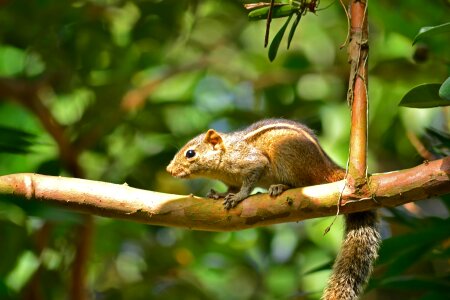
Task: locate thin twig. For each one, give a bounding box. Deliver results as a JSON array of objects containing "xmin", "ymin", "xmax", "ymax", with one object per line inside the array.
[
  {"xmin": 265, "ymin": 0, "xmax": 276, "ymax": 47},
  {"xmin": 338, "ymin": 0, "xmax": 351, "ymax": 48},
  {"xmin": 406, "ymin": 130, "xmax": 437, "ymax": 161},
  {"xmin": 324, "ymin": 156, "xmax": 350, "ymax": 235}
]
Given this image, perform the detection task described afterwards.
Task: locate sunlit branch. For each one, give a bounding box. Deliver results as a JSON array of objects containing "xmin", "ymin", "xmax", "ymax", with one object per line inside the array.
[
  {"xmin": 1, "ymin": 157, "xmax": 448, "ymax": 232},
  {"xmin": 347, "ymin": 0, "xmax": 369, "ymax": 189}
]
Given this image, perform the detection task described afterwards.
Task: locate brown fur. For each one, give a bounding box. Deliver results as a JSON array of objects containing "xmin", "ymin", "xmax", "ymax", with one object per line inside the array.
[
  {"xmin": 167, "ymin": 119, "xmax": 380, "ymax": 299},
  {"xmin": 322, "ymin": 211, "xmax": 380, "ymax": 300}
]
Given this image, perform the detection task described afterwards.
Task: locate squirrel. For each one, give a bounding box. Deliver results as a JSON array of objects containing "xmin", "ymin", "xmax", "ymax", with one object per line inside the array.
[{"xmin": 166, "ymin": 119, "xmax": 380, "ymax": 300}]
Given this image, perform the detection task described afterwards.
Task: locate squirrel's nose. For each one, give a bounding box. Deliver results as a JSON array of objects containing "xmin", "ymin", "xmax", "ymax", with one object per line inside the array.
[{"xmin": 166, "ymin": 164, "xmax": 173, "ymax": 175}]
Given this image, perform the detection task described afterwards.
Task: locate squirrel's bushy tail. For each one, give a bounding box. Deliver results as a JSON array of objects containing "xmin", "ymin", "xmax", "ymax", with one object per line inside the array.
[{"xmin": 322, "ymin": 210, "xmax": 381, "ymax": 300}]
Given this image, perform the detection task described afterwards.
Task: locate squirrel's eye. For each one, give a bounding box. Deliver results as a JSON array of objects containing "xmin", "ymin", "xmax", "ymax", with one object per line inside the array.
[{"xmin": 185, "ymin": 149, "xmax": 196, "ymax": 158}]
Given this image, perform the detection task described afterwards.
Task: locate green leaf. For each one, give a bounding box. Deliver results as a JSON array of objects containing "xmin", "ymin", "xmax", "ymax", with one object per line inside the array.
[
  {"xmin": 425, "ymin": 127, "xmax": 450, "ymax": 147},
  {"xmin": 268, "ymin": 14, "xmax": 293, "ymax": 62},
  {"xmin": 419, "ymin": 291, "xmax": 450, "ymax": 300},
  {"xmin": 287, "ymin": 13, "xmax": 302, "ymax": 49},
  {"xmin": 379, "ymin": 276, "xmax": 450, "ymax": 292},
  {"xmin": 369, "ymin": 275, "xmax": 449, "ymax": 300},
  {"xmin": 413, "ymin": 22, "xmax": 450, "ymax": 45},
  {"xmin": 438, "ymin": 76, "xmax": 450, "ymax": 100},
  {"xmin": 0, "ymin": 46, "xmax": 26, "ymax": 76},
  {"xmin": 0, "ymin": 125, "xmax": 35, "ymax": 154},
  {"xmin": 248, "ymin": 5, "xmax": 295, "ymax": 21},
  {"xmin": 377, "ymin": 218, "xmax": 450, "ymax": 265},
  {"xmin": 301, "ymin": 260, "xmax": 333, "ymax": 276},
  {"xmin": 383, "ymin": 243, "xmax": 430, "ymax": 277},
  {"xmin": 399, "ymin": 83, "xmax": 450, "ymax": 108},
  {"xmin": 425, "ymin": 127, "xmax": 450, "ymax": 157}
]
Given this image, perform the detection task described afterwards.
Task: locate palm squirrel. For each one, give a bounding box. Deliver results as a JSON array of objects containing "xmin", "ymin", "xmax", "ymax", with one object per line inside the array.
[{"xmin": 167, "ymin": 119, "xmax": 380, "ymax": 300}]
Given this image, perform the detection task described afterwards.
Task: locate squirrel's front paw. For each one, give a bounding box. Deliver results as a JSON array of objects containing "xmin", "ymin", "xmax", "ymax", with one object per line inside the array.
[
  {"xmin": 223, "ymin": 193, "xmax": 242, "ymax": 210},
  {"xmin": 268, "ymin": 184, "xmax": 290, "ymax": 197},
  {"xmin": 207, "ymin": 189, "xmax": 222, "ymax": 199}
]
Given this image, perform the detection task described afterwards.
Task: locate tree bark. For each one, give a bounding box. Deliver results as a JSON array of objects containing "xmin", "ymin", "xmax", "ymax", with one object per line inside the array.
[
  {"xmin": 347, "ymin": 0, "xmax": 369, "ymax": 191},
  {"xmin": 1, "ymin": 157, "xmax": 449, "ymax": 232}
]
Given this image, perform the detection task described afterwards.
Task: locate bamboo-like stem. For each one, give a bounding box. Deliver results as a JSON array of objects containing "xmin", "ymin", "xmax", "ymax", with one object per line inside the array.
[
  {"xmin": 1, "ymin": 157, "xmax": 449, "ymax": 232},
  {"xmin": 347, "ymin": 0, "xmax": 369, "ymax": 189}
]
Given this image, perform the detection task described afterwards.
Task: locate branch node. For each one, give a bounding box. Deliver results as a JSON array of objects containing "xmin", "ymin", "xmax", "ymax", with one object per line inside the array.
[{"xmin": 23, "ymin": 174, "xmax": 35, "ymax": 200}]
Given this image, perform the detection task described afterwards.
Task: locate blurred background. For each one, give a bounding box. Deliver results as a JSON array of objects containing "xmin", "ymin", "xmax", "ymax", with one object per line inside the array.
[{"xmin": 0, "ymin": 0, "xmax": 449, "ymax": 299}]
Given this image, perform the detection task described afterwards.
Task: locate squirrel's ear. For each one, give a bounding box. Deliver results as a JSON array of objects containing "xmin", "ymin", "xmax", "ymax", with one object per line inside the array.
[{"xmin": 204, "ymin": 129, "xmax": 224, "ymax": 149}]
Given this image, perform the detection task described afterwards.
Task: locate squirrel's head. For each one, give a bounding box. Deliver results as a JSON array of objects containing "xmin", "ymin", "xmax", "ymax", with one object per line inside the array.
[{"xmin": 166, "ymin": 129, "xmax": 225, "ymax": 179}]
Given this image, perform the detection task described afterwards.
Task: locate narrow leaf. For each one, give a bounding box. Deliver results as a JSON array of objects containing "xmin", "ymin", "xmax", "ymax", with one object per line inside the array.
[
  {"xmin": 413, "ymin": 22, "xmax": 450, "ymax": 45},
  {"xmin": 399, "ymin": 83, "xmax": 450, "ymax": 108},
  {"xmin": 379, "ymin": 276, "xmax": 450, "ymax": 292},
  {"xmin": 268, "ymin": 14, "xmax": 293, "ymax": 62},
  {"xmin": 301, "ymin": 260, "xmax": 333, "ymax": 276},
  {"xmin": 383, "ymin": 243, "xmax": 430, "ymax": 277},
  {"xmin": 438, "ymin": 76, "xmax": 450, "ymax": 100},
  {"xmin": 377, "ymin": 218, "xmax": 450, "ymax": 265},
  {"xmin": 244, "ymin": 0, "xmax": 290, "ymax": 10},
  {"xmin": 287, "ymin": 13, "xmax": 302, "ymax": 49},
  {"xmin": 425, "ymin": 127, "xmax": 450, "ymax": 146},
  {"xmin": 248, "ymin": 5, "xmax": 294, "ymax": 21},
  {"xmin": 425, "ymin": 127, "xmax": 450, "ymax": 156},
  {"xmin": 0, "ymin": 125, "xmax": 35, "ymax": 154}
]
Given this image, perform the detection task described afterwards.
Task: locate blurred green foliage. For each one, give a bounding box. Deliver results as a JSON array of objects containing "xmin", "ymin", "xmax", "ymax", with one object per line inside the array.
[{"xmin": 0, "ymin": 0, "xmax": 449, "ymax": 299}]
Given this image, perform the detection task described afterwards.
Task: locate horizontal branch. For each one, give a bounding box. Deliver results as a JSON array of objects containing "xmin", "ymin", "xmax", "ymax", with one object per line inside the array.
[{"xmin": 0, "ymin": 157, "xmax": 449, "ymax": 231}]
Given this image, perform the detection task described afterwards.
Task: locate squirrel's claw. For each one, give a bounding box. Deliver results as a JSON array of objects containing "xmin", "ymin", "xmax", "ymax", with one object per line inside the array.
[
  {"xmin": 268, "ymin": 184, "xmax": 290, "ymax": 197},
  {"xmin": 223, "ymin": 193, "xmax": 239, "ymax": 210},
  {"xmin": 207, "ymin": 189, "xmax": 222, "ymax": 199}
]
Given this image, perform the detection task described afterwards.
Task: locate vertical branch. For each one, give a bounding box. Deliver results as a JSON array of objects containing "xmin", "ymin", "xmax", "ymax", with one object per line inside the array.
[
  {"xmin": 29, "ymin": 91, "xmax": 92, "ymax": 300},
  {"xmin": 22, "ymin": 222, "xmax": 52, "ymax": 300},
  {"xmin": 71, "ymin": 215, "xmax": 94, "ymax": 300},
  {"xmin": 0, "ymin": 77, "xmax": 92, "ymax": 300},
  {"xmin": 347, "ymin": 0, "xmax": 369, "ymax": 191}
]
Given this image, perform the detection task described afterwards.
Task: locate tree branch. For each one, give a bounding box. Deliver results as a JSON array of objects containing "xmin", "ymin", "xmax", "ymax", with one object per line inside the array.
[
  {"xmin": 347, "ymin": 0, "xmax": 369, "ymax": 189},
  {"xmin": 1, "ymin": 157, "xmax": 449, "ymax": 231}
]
